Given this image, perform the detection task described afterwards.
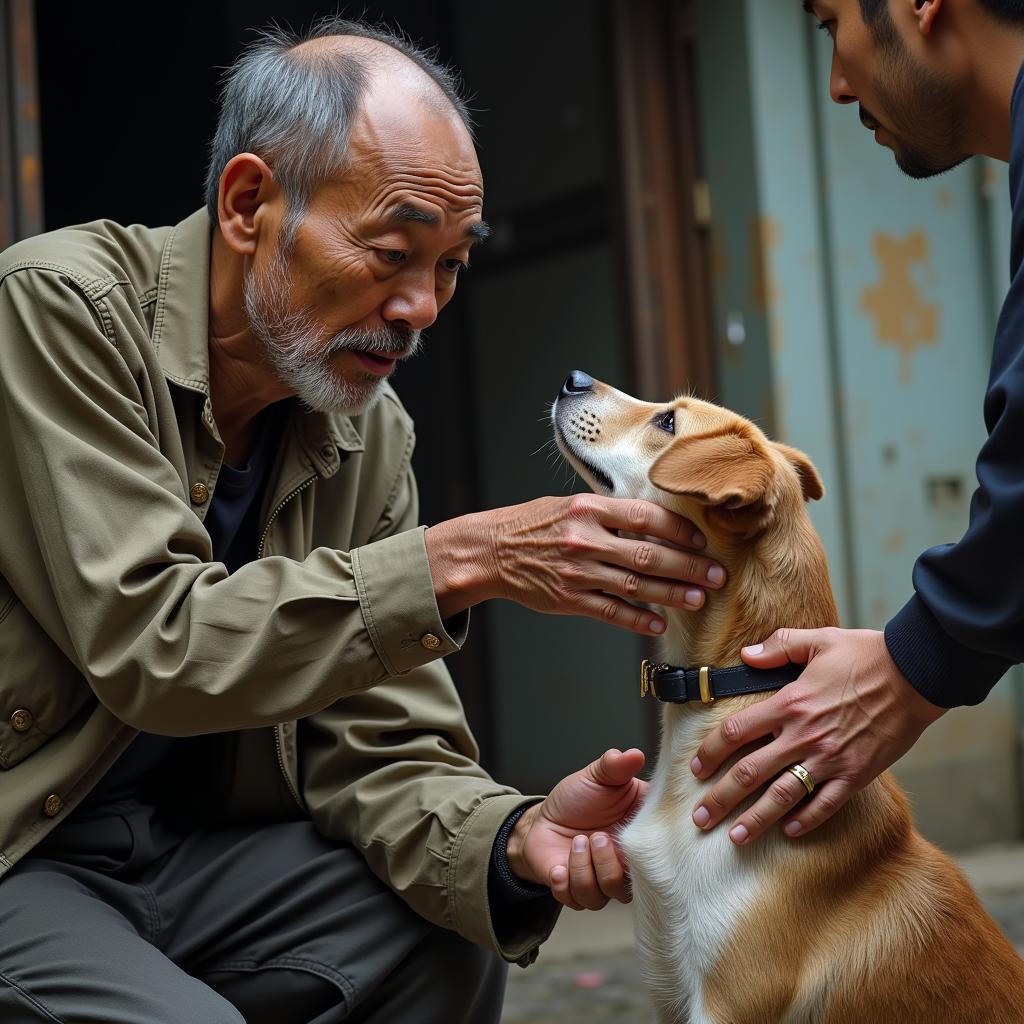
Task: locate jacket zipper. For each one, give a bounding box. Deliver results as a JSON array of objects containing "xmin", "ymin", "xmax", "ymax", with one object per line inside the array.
[
  {"xmin": 257, "ymin": 474, "xmax": 316, "ymax": 810},
  {"xmin": 274, "ymin": 724, "xmax": 304, "ymax": 810},
  {"xmin": 256, "ymin": 475, "xmax": 316, "ymax": 559}
]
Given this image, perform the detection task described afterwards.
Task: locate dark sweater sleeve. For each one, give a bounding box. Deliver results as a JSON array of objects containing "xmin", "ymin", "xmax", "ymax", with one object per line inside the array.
[
  {"xmin": 884, "ymin": 82, "xmax": 1024, "ymax": 707},
  {"xmin": 489, "ymin": 804, "xmax": 552, "ymax": 906},
  {"xmin": 487, "ymin": 804, "xmax": 560, "ymax": 958}
]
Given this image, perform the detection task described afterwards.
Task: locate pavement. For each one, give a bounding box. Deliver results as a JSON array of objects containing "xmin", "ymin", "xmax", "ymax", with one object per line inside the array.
[{"xmin": 500, "ymin": 842, "xmax": 1024, "ymax": 1024}]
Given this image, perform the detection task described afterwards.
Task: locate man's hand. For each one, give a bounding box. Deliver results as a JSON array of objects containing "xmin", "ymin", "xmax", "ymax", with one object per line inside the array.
[
  {"xmin": 425, "ymin": 494, "xmax": 724, "ymax": 637},
  {"xmin": 689, "ymin": 628, "xmax": 946, "ymax": 844},
  {"xmin": 507, "ymin": 748, "xmax": 647, "ymax": 911}
]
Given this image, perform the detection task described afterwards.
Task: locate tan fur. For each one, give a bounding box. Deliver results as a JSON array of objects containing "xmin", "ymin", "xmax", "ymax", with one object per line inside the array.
[{"xmin": 553, "ymin": 379, "xmax": 1024, "ymax": 1023}]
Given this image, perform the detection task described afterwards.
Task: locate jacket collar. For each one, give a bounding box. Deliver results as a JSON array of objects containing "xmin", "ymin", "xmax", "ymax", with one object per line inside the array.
[{"xmin": 150, "ymin": 208, "xmax": 364, "ymax": 465}]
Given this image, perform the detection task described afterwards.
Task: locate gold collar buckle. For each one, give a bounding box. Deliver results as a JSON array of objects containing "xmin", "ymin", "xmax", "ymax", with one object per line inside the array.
[
  {"xmin": 640, "ymin": 659, "xmax": 669, "ymax": 699},
  {"xmin": 641, "ymin": 661, "xmax": 714, "ymax": 703},
  {"xmin": 698, "ymin": 665, "xmax": 714, "ymax": 704}
]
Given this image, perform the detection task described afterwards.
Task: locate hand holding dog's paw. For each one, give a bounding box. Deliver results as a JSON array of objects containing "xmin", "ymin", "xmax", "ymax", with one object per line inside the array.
[{"xmin": 507, "ymin": 747, "xmax": 647, "ymax": 910}]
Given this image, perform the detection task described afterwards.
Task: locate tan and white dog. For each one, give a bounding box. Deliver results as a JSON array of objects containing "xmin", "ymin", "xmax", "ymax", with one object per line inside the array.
[{"xmin": 552, "ymin": 370, "xmax": 1024, "ymax": 1024}]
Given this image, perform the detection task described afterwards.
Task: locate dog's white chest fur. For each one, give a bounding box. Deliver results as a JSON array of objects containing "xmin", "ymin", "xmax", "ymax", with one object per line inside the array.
[{"xmin": 620, "ymin": 707, "xmax": 774, "ymax": 1024}]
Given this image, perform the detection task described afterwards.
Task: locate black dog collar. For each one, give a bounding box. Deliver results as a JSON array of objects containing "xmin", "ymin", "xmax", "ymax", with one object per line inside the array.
[{"xmin": 640, "ymin": 659, "xmax": 802, "ymax": 705}]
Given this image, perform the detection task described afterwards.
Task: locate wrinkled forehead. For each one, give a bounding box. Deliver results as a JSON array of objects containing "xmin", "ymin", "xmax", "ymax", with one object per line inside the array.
[{"xmin": 329, "ymin": 121, "xmax": 482, "ymax": 231}]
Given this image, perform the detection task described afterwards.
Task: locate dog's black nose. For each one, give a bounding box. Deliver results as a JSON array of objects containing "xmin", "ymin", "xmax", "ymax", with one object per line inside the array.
[{"xmin": 561, "ymin": 370, "xmax": 594, "ymax": 397}]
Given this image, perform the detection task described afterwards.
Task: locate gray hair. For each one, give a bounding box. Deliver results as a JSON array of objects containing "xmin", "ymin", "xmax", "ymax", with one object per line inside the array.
[{"xmin": 204, "ymin": 16, "xmax": 473, "ymax": 243}]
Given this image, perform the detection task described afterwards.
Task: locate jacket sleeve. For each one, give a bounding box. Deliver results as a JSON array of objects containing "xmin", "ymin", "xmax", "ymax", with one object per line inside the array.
[
  {"xmin": 0, "ymin": 265, "xmax": 460, "ymax": 734},
  {"xmin": 884, "ymin": 275, "xmax": 1024, "ymax": 708},
  {"xmin": 300, "ymin": 464, "xmax": 561, "ymax": 966}
]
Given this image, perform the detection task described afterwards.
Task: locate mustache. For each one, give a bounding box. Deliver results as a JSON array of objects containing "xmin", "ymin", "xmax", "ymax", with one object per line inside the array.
[
  {"xmin": 859, "ymin": 105, "xmax": 881, "ymax": 131},
  {"xmin": 322, "ymin": 324, "xmax": 421, "ymax": 359}
]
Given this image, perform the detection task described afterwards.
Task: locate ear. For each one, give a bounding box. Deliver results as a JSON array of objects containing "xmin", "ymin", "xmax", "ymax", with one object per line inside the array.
[
  {"xmin": 912, "ymin": 0, "xmax": 943, "ymax": 36},
  {"xmin": 649, "ymin": 429, "xmax": 775, "ymax": 510},
  {"xmin": 218, "ymin": 153, "xmax": 280, "ymax": 256},
  {"xmin": 773, "ymin": 443, "xmax": 824, "ymax": 502}
]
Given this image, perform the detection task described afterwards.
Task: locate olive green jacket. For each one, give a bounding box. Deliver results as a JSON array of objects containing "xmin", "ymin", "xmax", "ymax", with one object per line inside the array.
[{"xmin": 0, "ymin": 209, "xmax": 558, "ymax": 965}]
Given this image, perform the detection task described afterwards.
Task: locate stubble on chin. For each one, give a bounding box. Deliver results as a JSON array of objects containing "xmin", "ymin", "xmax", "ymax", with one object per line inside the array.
[
  {"xmin": 873, "ymin": 49, "xmax": 967, "ymax": 180},
  {"xmin": 243, "ymin": 251, "xmax": 389, "ymax": 415}
]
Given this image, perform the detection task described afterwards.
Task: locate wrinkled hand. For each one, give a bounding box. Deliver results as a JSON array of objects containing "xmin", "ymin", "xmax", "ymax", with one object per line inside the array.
[
  {"xmin": 690, "ymin": 628, "xmax": 946, "ymax": 844},
  {"xmin": 426, "ymin": 494, "xmax": 724, "ymax": 635},
  {"xmin": 486, "ymin": 494, "xmax": 724, "ymax": 636},
  {"xmin": 508, "ymin": 748, "xmax": 647, "ymax": 910}
]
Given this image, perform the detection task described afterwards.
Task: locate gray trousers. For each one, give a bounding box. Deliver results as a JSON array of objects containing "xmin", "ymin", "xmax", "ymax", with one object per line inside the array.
[{"xmin": 0, "ymin": 802, "xmax": 507, "ymax": 1023}]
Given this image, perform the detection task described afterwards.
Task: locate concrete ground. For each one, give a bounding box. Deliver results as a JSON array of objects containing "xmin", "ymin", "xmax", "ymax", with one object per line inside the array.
[{"xmin": 500, "ymin": 842, "xmax": 1024, "ymax": 1024}]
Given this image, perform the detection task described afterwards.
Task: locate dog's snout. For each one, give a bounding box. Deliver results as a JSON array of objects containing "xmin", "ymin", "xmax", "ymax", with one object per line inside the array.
[{"xmin": 561, "ymin": 370, "xmax": 594, "ymax": 397}]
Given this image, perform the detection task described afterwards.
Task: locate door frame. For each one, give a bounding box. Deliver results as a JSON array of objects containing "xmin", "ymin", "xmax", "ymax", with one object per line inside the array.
[{"xmin": 1, "ymin": 0, "xmax": 43, "ymax": 248}]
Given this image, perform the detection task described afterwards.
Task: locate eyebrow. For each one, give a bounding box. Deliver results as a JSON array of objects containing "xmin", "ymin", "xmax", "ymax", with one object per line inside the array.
[
  {"xmin": 390, "ymin": 202, "xmax": 437, "ymax": 227},
  {"xmin": 802, "ymin": 0, "xmax": 815, "ymax": 12},
  {"xmin": 388, "ymin": 202, "xmax": 491, "ymax": 244}
]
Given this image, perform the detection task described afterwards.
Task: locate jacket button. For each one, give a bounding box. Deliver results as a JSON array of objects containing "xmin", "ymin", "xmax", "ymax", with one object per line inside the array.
[
  {"xmin": 9, "ymin": 708, "xmax": 33, "ymax": 732},
  {"xmin": 420, "ymin": 633, "xmax": 441, "ymax": 651},
  {"xmin": 42, "ymin": 794, "xmax": 64, "ymax": 817},
  {"xmin": 190, "ymin": 482, "xmax": 210, "ymax": 505}
]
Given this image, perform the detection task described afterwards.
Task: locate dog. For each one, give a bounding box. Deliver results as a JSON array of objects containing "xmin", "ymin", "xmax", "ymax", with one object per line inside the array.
[{"xmin": 552, "ymin": 370, "xmax": 1024, "ymax": 1024}]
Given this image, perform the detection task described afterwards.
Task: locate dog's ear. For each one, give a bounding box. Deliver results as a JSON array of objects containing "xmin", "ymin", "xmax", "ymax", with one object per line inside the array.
[
  {"xmin": 649, "ymin": 429, "xmax": 775, "ymax": 510},
  {"xmin": 773, "ymin": 443, "xmax": 824, "ymax": 502}
]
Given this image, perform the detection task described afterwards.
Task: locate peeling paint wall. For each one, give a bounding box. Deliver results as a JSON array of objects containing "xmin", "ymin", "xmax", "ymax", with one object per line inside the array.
[{"xmin": 860, "ymin": 230, "xmax": 939, "ymax": 383}]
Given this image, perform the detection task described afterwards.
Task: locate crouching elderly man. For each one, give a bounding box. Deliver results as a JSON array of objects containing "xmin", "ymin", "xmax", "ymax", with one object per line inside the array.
[{"xmin": 0, "ymin": 18, "xmax": 723, "ymax": 1024}]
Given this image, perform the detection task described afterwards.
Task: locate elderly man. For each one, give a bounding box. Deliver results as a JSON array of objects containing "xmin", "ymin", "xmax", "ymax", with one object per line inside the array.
[
  {"xmin": 0, "ymin": 19, "xmax": 724, "ymax": 1024},
  {"xmin": 691, "ymin": 0, "xmax": 1024, "ymax": 847}
]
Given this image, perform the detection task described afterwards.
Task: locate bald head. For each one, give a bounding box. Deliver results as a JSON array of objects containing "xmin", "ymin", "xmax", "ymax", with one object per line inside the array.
[
  {"xmin": 205, "ymin": 17, "xmax": 473, "ymax": 232},
  {"xmin": 293, "ymin": 34, "xmax": 465, "ymax": 126}
]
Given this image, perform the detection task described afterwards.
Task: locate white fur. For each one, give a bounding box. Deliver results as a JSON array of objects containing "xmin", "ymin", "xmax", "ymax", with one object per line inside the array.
[
  {"xmin": 620, "ymin": 705, "xmax": 782, "ymax": 1023},
  {"xmin": 552, "ymin": 383, "xmax": 782, "ymax": 1020}
]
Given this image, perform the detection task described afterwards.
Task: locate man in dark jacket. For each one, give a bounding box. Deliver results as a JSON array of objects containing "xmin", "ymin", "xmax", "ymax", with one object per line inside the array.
[{"xmin": 692, "ymin": 0, "xmax": 1024, "ymax": 843}]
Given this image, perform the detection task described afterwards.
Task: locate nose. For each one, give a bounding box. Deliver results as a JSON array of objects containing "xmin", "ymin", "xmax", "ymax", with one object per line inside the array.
[
  {"xmin": 561, "ymin": 369, "xmax": 594, "ymax": 397},
  {"xmin": 829, "ymin": 52, "xmax": 856, "ymax": 105},
  {"xmin": 381, "ymin": 275, "xmax": 439, "ymax": 331}
]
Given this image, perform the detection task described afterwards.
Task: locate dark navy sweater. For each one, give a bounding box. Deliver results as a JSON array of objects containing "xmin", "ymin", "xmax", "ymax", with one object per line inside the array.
[{"xmin": 884, "ymin": 66, "xmax": 1024, "ymax": 707}]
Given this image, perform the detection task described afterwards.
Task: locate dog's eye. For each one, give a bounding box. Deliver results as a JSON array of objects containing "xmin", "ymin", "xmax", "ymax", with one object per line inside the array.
[{"xmin": 653, "ymin": 410, "xmax": 675, "ymax": 435}]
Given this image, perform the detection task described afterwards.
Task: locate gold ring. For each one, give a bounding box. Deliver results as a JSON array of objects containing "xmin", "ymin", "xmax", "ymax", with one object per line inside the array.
[{"xmin": 787, "ymin": 763, "xmax": 815, "ymax": 796}]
